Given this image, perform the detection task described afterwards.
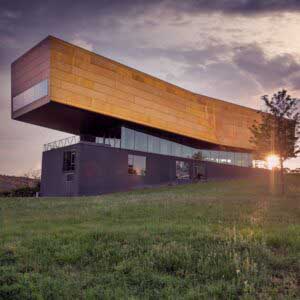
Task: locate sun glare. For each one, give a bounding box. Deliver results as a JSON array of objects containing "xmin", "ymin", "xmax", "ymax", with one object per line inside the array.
[{"xmin": 266, "ymin": 155, "xmax": 280, "ymax": 169}]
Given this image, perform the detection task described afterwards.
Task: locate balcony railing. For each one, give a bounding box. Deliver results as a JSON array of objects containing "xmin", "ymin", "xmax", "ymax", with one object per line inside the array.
[{"xmin": 43, "ymin": 136, "xmax": 80, "ymax": 152}]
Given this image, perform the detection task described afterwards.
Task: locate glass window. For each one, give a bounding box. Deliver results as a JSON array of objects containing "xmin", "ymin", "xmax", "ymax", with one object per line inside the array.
[
  {"xmin": 219, "ymin": 151, "xmax": 228, "ymax": 164},
  {"xmin": 134, "ymin": 131, "xmax": 148, "ymax": 152},
  {"xmin": 13, "ymin": 79, "xmax": 48, "ymax": 111},
  {"xmin": 182, "ymin": 145, "xmax": 193, "ymax": 158},
  {"xmin": 96, "ymin": 137, "xmax": 104, "ymax": 144},
  {"xmin": 227, "ymin": 152, "xmax": 234, "ymax": 165},
  {"xmin": 63, "ymin": 151, "xmax": 76, "ymax": 172},
  {"xmin": 210, "ymin": 151, "xmax": 219, "ymax": 163},
  {"xmin": 121, "ymin": 127, "xmax": 134, "ymax": 150},
  {"xmin": 128, "ymin": 154, "xmax": 134, "ymax": 174},
  {"xmin": 104, "ymin": 137, "xmax": 115, "ymax": 147},
  {"xmin": 120, "ymin": 128, "xmax": 252, "ymax": 168},
  {"xmin": 128, "ymin": 154, "xmax": 146, "ymax": 176},
  {"xmin": 128, "ymin": 154, "xmax": 134, "ymax": 173},
  {"xmin": 66, "ymin": 173, "xmax": 74, "ymax": 182},
  {"xmin": 240, "ymin": 153, "xmax": 245, "ymax": 167},
  {"xmin": 109, "ymin": 138, "xmax": 115, "ymax": 147},
  {"xmin": 148, "ymin": 135, "xmax": 160, "ymax": 154},
  {"xmin": 187, "ymin": 147, "xmax": 193, "ymax": 158},
  {"xmin": 234, "ymin": 152, "xmax": 242, "ymax": 167},
  {"xmin": 191, "ymin": 149, "xmax": 252, "ymax": 168},
  {"xmin": 192, "ymin": 150, "xmax": 203, "ymax": 160},
  {"xmin": 171, "ymin": 142, "xmax": 182, "ymax": 157},
  {"xmin": 114, "ymin": 138, "xmax": 121, "ymax": 148},
  {"xmin": 201, "ymin": 150, "xmax": 210, "ymax": 161},
  {"xmin": 176, "ymin": 161, "xmax": 190, "ymax": 179},
  {"xmin": 247, "ymin": 154, "xmax": 253, "ymax": 167},
  {"xmin": 160, "ymin": 138, "xmax": 171, "ymax": 155},
  {"xmin": 241, "ymin": 153, "xmax": 250, "ymax": 167},
  {"xmin": 191, "ymin": 148, "xmax": 199, "ymax": 158}
]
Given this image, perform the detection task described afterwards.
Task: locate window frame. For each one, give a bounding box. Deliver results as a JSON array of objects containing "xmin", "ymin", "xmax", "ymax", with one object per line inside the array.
[
  {"xmin": 176, "ymin": 160, "xmax": 190, "ymax": 180},
  {"xmin": 63, "ymin": 150, "xmax": 76, "ymax": 172},
  {"xmin": 128, "ymin": 154, "xmax": 146, "ymax": 176}
]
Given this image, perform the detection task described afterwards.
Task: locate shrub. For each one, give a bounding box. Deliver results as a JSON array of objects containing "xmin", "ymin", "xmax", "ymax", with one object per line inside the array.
[{"xmin": 0, "ymin": 182, "xmax": 40, "ymax": 197}]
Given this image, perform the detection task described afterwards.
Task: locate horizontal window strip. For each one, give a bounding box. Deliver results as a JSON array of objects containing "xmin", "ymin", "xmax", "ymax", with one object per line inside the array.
[{"xmin": 13, "ymin": 79, "xmax": 48, "ymax": 111}]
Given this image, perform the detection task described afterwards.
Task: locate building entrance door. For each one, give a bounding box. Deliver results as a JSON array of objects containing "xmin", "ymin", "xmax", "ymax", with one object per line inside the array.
[
  {"xmin": 193, "ymin": 162, "xmax": 206, "ymax": 181},
  {"xmin": 65, "ymin": 173, "xmax": 75, "ymax": 196}
]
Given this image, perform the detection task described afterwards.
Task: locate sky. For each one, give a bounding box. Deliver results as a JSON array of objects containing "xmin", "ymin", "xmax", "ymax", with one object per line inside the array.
[{"xmin": 0, "ymin": 0, "xmax": 300, "ymax": 175}]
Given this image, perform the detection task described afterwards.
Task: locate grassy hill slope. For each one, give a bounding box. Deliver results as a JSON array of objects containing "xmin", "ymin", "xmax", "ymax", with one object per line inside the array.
[{"xmin": 0, "ymin": 175, "xmax": 299, "ymax": 299}]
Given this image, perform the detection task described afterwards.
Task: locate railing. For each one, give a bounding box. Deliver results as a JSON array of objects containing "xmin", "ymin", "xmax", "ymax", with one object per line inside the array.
[{"xmin": 43, "ymin": 136, "xmax": 80, "ymax": 152}]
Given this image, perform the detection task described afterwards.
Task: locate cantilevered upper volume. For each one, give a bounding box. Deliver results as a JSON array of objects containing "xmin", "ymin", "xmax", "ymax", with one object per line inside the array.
[{"xmin": 11, "ymin": 36, "xmax": 260, "ymax": 150}]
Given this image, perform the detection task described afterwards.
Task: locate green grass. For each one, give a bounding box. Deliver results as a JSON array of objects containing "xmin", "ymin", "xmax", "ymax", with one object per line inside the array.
[{"xmin": 0, "ymin": 175, "xmax": 299, "ymax": 299}]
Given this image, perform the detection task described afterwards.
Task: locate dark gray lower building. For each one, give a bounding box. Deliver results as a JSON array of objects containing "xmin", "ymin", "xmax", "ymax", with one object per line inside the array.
[{"xmin": 41, "ymin": 126, "xmax": 268, "ymax": 196}]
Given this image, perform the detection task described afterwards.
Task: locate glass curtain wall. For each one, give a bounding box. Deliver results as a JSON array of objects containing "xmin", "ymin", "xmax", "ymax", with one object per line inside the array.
[
  {"xmin": 121, "ymin": 127, "xmax": 252, "ymax": 168},
  {"xmin": 92, "ymin": 127, "xmax": 252, "ymax": 168}
]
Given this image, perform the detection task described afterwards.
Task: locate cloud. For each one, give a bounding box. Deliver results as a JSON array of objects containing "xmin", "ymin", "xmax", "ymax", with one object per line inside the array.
[
  {"xmin": 1, "ymin": 0, "xmax": 300, "ymax": 31},
  {"xmin": 233, "ymin": 44, "xmax": 300, "ymax": 90},
  {"xmin": 164, "ymin": 0, "xmax": 300, "ymax": 15},
  {"xmin": 290, "ymin": 73, "xmax": 300, "ymax": 90},
  {"xmin": 0, "ymin": 10, "xmax": 21, "ymax": 19},
  {"xmin": 126, "ymin": 42, "xmax": 300, "ymax": 106},
  {"xmin": 169, "ymin": 58, "xmax": 262, "ymax": 106},
  {"xmin": 71, "ymin": 38, "xmax": 94, "ymax": 51}
]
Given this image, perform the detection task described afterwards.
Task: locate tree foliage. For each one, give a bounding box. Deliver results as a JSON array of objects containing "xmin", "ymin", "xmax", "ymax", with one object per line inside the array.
[
  {"xmin": 250, "ymin": 90, "xmax": 299, "ymax": 194},
  {"xmin": 250, "ymin": 90, "xmax": 299, "ymax": 161}
]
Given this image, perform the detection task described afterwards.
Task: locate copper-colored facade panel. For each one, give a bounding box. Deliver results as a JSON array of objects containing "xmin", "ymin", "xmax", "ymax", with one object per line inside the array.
[{"xmin": 11, "ymin": 36, "xmax": 261, "ymax": 151}]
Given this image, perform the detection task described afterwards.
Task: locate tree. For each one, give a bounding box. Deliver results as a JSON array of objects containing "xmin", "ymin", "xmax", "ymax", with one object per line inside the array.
[
  {"xmin": 192, "ymin": 151, "xmax": 203, "ymax": 161},
  {"xmin": 250, "ymin": 90, "xmax": 299, "ymax": 194},
  {"xmin": 23, "ymin": 169, "xmax": 41, "ymax": 181}
]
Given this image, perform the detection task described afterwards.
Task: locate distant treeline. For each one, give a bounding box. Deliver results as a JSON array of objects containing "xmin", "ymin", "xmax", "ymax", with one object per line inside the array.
[
  {"xmin": 0, "ymin": 181, "xmax": 40, "ymax": 197},
  {"xmin": 0, "ymin": 174, "xmax": 40, "ymax": 197}
]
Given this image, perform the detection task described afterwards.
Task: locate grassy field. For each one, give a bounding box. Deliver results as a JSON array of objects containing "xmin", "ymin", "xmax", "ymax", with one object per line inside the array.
[{"xmin": 0, "ymin": 175, "xmax": 299, "ymax": 299}]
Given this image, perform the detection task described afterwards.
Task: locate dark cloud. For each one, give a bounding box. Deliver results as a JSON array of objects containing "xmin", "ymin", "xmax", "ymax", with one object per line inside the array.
[
  {"xmin": 166, "ymin": 58, "xmax": 262, "ymax": 105},
  {"xmin": 165, "ymin": 0, "xmax": 300, "ymax": 15},
  {"xmin": 0, "ymin": 0, "xmax": 299, "ymax": 64},
  {"xmin": 1, "ymin": 0, "xmax": 300, "ymax": 20},
  {"xmin": 146, "ymin": 43, "xmax": 300, "ymax": 104},
  {"xmin": 233, "ymin": 44, "xmax": 300, "ymax": 90}
]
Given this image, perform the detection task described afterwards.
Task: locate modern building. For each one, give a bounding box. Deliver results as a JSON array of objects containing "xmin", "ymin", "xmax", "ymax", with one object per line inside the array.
[{"xmin": 11, "ymin": 36, "xmax": 268, "ymax": 196}]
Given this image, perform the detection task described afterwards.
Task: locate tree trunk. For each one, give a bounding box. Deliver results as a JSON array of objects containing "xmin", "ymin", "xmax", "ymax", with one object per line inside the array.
[{"xmin": 279, "ymin": 157, "xmax": 285, "ymax": 195}]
